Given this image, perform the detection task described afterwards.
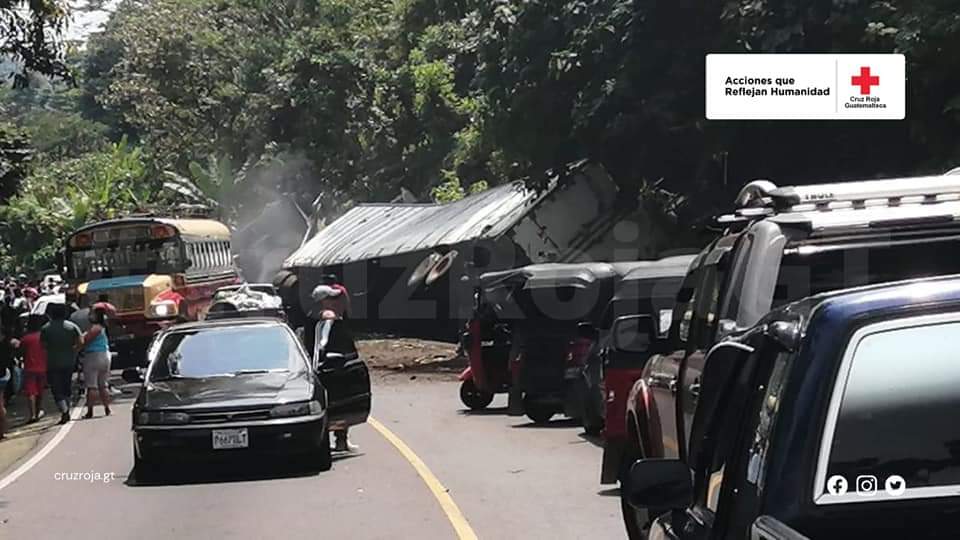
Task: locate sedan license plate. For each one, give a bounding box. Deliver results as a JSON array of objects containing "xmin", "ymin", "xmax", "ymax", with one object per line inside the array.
[{"xmin": 212, "ymin": 428, "xmax": 249, "ymax": 450}]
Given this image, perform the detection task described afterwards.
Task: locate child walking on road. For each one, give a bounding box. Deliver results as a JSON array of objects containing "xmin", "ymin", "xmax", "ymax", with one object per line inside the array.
[{"xmin": 20, "ymin": 315, "xmax": 48, "ymax": 423}]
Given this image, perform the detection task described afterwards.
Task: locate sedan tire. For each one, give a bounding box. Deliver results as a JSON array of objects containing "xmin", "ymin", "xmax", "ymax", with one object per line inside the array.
[
  {"xmin": 317, "ymin": 428, "xmax": 333, "ymax": 472},
  {"xmin": 133, "ymin": 450, "xmax": 161, "ymax": 484}
]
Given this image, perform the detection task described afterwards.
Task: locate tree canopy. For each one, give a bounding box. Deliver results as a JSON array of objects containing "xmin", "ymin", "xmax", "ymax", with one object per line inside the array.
[
  {"xmin": 1, "ymin": 0, "xmax": 70, "ymax": 85},
  {"xmin": 2, "ymin": 0, "xmax": 960, "ymax": 273}
]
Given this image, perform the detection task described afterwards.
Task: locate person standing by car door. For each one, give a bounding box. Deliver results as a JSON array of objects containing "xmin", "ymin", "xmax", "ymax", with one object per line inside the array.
[
  {"xmin": 308, "ymin": 280, "xmax": 358, "ymax": 453},
  {"xmin": 42, "ymin": 303, "xmax": 82, "ymax": 424}
]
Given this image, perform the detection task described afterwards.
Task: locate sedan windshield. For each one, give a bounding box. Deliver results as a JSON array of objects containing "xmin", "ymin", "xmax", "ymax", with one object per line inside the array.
[{"xmin": 149, "ymin": 325, "xmax": 304, "ymax": 381}]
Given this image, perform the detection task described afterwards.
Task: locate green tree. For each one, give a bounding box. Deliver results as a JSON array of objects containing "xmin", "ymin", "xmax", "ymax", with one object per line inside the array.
[
  {"xmin": 0, "ymin": 121, "xmax": 31, "ymax": 203},
  {"xmin": 0, "ymin": 0, "xmax": 71, "ymax": 85},
  {"xmin": 0, "ymin": 137, "xmax": 156, "ymax": 272}
]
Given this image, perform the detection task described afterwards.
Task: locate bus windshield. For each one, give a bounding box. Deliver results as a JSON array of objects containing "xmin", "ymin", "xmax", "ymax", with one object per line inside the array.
[{"xmin": 68, "ymin": 238, "xmax": 184, "ymax": 281}]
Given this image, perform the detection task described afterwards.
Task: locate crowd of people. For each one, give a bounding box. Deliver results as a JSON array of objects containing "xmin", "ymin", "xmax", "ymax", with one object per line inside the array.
[
  {"xmin": 0, "ymin": 269, "xmax": 355, "ymax": 453},
  {"xmin": 0, "ymin": 274, "xmax": 112, "ymax": 441}
]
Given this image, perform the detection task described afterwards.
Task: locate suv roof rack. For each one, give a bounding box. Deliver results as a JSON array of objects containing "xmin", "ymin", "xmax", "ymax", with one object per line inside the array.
[
  {"xmin": 715, "ymin": 171, "xmax": 960, "ymax": 229},
  {"xmin": 738, "ymin": 173, "xmax": 960, "ymax": 211}
]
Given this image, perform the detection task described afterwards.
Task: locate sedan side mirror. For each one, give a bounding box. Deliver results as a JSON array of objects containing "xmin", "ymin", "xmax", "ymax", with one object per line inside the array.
[
  {"xmin": 121, "ymin": 368, "xmax": 144, "ymax": 384},
  {"xmin": 625, "ymin": 458, "xmax": 693, "ymax": 510},
  {"xmin": 612, "ymin": 315, "xmax": 653, "ymax": 354}
]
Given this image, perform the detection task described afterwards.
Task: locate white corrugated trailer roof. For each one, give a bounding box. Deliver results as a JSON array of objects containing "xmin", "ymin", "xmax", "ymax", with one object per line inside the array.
[{"xmin": 283, "ymin": 180, "xmax": 536, "ymax": 268}]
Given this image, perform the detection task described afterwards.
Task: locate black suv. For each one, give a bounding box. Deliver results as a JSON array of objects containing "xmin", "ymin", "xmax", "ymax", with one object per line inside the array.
[
  {"xmin": 621, "ymin": 173, "xmax": 960, "ymax": 536},
  {"xmin": 625, "ymin": 274, "xmax": 960, "ymax": 539}
]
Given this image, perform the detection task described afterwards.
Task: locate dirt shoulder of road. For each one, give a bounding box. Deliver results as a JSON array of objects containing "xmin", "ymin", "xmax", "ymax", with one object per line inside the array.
[
  {"xmin": 357, "ymin": 336, "xmax": 464, "ymax": 384},
  {"xmin": 0, "ymin": 391, "xmax": 63, "ymax": 475}
]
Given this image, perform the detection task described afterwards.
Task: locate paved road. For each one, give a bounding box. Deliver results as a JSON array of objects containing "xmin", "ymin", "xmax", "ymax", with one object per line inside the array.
[{"xmin": 0, "ymin": 375, "xmax": 625, "ymax": 539}]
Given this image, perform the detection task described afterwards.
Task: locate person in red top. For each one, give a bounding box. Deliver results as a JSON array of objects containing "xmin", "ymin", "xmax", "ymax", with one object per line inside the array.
[{"xmin": 20, "ymin": 314, "xmax": 48, "ymax": 423}]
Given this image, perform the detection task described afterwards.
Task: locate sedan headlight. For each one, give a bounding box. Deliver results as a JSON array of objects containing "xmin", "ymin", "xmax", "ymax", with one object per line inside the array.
[
  {"xmin": 137, "ymin": 411, "xmax": 190, "ymax": 425},
  {"xmin": 146, "ymin": 300, "xmax": 179, "ymax": 319},
  {"xmin": 270, "ymin": 400, "xmax": 323, "ymax": 418}
]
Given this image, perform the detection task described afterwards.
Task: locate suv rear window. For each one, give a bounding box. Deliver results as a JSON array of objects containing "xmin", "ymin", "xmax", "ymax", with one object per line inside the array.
[
  {"xmin": 824, "ymin": 320, "xmax": 960, "ymax": 493},
  {"xmin": 773, "ymin": 236, "xmax": 960, "ymax": 305}
]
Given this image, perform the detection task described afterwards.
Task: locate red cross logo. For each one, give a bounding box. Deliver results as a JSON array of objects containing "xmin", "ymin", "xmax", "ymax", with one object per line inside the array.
[{"xmin": 851, "ymin": 66, "xmax": 880, "ymax": 95}]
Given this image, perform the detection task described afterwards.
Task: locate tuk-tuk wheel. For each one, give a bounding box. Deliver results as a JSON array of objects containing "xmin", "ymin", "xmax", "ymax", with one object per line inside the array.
[
  {"xmin": 460, "ymin": 379, "xmax": 494, "ymax": 410},
  {"xmin": 523, "ymin": 396, "xmax": 555, "ymax": 424}
]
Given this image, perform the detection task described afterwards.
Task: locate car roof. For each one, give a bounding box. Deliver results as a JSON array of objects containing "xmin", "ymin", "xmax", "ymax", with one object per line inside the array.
[
  {"xmin": 160, "ymin": 318, "xmax": 289, "ymax": 334},
  {"xmin": 763, "ymin": 273, "xmax": 960, "ymax": 333},
  {"xmin": 216, "ymin": 283, "xmax": 276, "ymax": 291}
]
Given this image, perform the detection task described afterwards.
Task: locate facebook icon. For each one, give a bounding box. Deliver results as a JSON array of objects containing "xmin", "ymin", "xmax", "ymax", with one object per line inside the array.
[{"xmin": 827, "ymin": 475, "xmax": 849, "ymax": 496}]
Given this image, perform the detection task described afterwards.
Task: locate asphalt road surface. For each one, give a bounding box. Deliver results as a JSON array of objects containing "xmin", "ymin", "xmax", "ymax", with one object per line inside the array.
[{"xmin": 0, "ymin": 375, "xmax": 625, "ymax": 539}]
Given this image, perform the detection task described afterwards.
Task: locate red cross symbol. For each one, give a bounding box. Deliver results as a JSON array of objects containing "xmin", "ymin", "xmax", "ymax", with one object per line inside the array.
[{"xmin": 851, "ymin": 66, "xmax": 880, "ymax": 95}]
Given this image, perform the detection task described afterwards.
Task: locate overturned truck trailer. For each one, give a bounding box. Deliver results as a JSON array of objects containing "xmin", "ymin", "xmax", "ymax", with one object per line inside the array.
[{"xmin": 276, "ymin": 162, "xmax": 668, "ymax": 340}]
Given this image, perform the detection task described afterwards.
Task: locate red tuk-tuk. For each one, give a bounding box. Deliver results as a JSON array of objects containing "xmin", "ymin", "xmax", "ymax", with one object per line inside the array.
[
  {"xmin": 458, "ymin": 267, "xmax": 528, "ymax": 410},
  {"xmin": 513, "ymin": 263, "xmax": 636, "ymax": 424},
  {"xmin": 596, "ymin": 255, "xmax": 693, "ymax": 484}
]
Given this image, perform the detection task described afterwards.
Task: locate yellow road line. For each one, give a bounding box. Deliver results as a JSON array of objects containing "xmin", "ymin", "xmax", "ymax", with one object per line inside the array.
[{"xmin": 368, "ymin": 416, "xmax": 479, "ymax": 540}]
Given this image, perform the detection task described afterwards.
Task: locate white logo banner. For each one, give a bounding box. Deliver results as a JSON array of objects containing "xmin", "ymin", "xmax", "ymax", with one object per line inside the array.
[{"xmin": 706, "ymin": 54, "xmax": 905, "ymax": 120}]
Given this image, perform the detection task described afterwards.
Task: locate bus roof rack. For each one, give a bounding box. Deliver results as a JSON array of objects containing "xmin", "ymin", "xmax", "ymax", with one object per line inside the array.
[{"xmin": 172, "ymin": 204, "xmax": 215, "ymax": 218}]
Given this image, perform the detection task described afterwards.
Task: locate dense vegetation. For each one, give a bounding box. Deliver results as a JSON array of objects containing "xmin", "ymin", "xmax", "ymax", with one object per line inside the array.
[{"xmin": 2, "ymin": 0, "xmax": 960, "ymax": 273}]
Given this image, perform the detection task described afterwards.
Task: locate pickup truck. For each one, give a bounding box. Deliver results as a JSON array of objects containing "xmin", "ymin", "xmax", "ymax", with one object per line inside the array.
[
  {"xmin": 624, "ymin": 275, "xmax": 960, "ymax": 539},
  {"xmin": 620, "ymin": 173, "xmax": 960, "ymax": 537}
]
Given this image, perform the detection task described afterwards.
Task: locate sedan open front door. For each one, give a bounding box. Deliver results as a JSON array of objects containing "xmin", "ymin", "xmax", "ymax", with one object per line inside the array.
[{"xmin": 314, "ymin": 319, "xmax": 372, "ymax": 428}]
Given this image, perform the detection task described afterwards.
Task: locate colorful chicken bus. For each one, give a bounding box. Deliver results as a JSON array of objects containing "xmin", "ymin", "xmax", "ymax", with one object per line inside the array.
[{"xmin": 63, "ymin": 217, "xmax": 240, "ymax": 365}]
